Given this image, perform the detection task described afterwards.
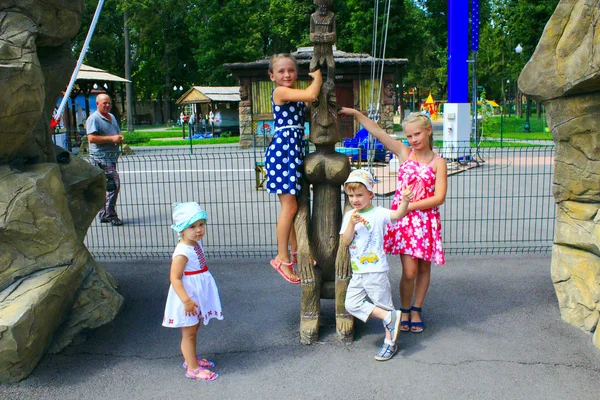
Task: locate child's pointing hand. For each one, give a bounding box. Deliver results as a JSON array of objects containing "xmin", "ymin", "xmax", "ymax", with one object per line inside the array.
[
  {"xmin": 401, "ymin": 184, "xmax": 414, "ymax": 202},
  {"xmin": 350, "ymin": 209, "xmax": 361, "ymax": 225}
]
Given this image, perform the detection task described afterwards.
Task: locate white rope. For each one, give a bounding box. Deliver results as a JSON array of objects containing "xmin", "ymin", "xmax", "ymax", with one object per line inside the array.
[
  {"xmin": 375, "ymin": 0, "xmax": 392, "ymax": 115},
  {"xmin": 53, "ymin": 0, "xmax": 106, "ymax": 124},
  {"xmin": 366, "ymin": 0, "xmax": 392, "ymax": 173},
  {"xmin": 369, "ymin": 0, "xmax": 380, "ymax": 120}
]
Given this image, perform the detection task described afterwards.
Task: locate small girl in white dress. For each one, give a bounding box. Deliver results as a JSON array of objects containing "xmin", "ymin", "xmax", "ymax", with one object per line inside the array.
[{"xmin": 162, "ymin": 202, "xmax": 223, "ymax": 381}]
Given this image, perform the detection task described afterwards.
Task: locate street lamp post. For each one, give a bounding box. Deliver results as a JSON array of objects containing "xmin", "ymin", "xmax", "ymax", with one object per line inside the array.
[
  {"xmin": 506, "ymin": 79, "xmax": 511, "ymax": 118},
  {"xmin": 173, "ymin": 85, "xmax": 185, "ymax": 137},
  {"xmin": 515, "ymin": 44, "xmax": 531, "ymax": 132}
]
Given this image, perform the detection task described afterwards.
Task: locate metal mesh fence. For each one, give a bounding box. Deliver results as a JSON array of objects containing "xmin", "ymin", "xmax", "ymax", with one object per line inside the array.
[{"xmin": 84, "ymin": 141, "xmax": 555, "ymax": 259}]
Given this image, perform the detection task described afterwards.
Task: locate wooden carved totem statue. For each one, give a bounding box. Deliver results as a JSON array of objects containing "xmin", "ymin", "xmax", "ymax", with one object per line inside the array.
[{"xmin": 294, "ymin": 0, "xmax": 353, "ymax": 344}]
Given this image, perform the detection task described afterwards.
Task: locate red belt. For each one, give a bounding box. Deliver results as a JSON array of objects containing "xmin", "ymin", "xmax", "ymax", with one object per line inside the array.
[{"xmin": 184, "ymin": 266, "xmax": 208, "ymax": 275}]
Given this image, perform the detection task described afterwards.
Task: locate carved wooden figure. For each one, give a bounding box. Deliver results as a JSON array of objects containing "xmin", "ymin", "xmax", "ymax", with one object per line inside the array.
[
  {"xmin": 295, "ymin": 0, "xmax": 353, "ymax": 344},
  {"xmin": 309, "ymin": 0, "xmax": 336, "ymax": 84}
]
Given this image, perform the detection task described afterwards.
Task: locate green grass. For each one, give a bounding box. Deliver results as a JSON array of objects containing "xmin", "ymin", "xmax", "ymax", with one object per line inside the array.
[
  {"xmin": 433, "ymin": 140, "xmax": 545, "ymax": 148},
  {"xmin": 131, "ymin": 130, "xmax": 186, "ymax": 139},
  {"xmin": 480, "ymin": 115, "xmax": 551, "ymax": 140},
  {"xmin": 130, "ymin": 137, "xmax": 239, "ymax": 146},
  {"xmin": 475, "ymin": 140, "xmax": 544, "ymax": 148}
]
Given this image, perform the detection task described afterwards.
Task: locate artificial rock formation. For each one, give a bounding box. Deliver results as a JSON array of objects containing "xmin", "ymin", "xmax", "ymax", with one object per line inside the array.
[
  {"xmin": 0, "ymin": 1, "xmax": 124, "ymax": 382},
  {"xmin": 295, "ymin": 0, "xmax": 353, "ymax": 344},
  {"xmin": 519, "ymin": 0, "xmax": 600, "ymax": 350}
]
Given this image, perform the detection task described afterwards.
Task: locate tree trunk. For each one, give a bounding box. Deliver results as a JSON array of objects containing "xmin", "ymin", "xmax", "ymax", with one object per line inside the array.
[
  {"xmin": 124, "ymin": 10, "xmax": 134, "ymax": 132},
  {"xmin": 163, "ymin": 48, "xmax": 171, "ymax": 124}
]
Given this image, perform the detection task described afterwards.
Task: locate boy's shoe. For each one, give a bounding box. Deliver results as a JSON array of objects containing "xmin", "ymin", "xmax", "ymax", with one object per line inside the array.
[
  {"xmin": 374, "ymin": 342, "xmax": 397, "ymax": 361},
  {"xmin": 185, "ymin": 368, "xmax": 219, "ymax": 381},
  {"xmin": 385, "ymin": 310, "xmax": 401, "ymax": 343}
]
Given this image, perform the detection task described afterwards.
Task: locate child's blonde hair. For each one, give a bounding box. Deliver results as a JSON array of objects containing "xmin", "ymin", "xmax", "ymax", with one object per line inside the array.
[
  {"xmin": 268, "ymin": 53, "xmax": 298, "ymax": 73},
  {"xmin": 344, "ymin": 182, "xmax": 368, "ymax": 193},
  {"xmin": 402, "ymin": 112, "xmax": 434, "ymax": 150}
]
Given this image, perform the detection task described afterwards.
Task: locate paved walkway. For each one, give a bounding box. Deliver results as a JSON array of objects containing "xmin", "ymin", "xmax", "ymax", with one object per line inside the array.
[{"xmin": 1, "ymin": 254, "xmax": 598, "ymax": 399}]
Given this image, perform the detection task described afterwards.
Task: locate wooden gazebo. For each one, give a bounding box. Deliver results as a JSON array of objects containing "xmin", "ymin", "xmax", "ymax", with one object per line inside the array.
[
  {"xmin": 175, "ymin": 86, "xmax": 241, "ymax": 136},
  {"xmin": 55, "ymin": 64, "xmax": 130, "ymax": 150},
  {"xmin": 72, "ymin": 64, "xmax": 130, "ymax": 122}
]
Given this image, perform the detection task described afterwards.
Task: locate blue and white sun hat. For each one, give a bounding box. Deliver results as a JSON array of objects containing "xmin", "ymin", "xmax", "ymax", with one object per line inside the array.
[{"xmin": 171, "ymin": 202, "xmax": 208, "ymax": 233}]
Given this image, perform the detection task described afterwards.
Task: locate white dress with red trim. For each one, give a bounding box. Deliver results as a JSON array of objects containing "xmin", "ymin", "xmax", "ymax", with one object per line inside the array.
[{"xmin": 162, "ymin": 241, "xmax": 223, "ymax": 328}]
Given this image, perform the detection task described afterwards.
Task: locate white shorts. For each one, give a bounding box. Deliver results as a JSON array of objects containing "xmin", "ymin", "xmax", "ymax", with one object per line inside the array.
[{"xmin": 344, "ymin": 271, "xmax": 394, "ymax": 322}]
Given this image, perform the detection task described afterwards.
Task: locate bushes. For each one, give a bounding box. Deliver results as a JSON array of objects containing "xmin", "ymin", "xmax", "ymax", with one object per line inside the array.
[{"xmin": 123, "ymin": 132, "xmax": 151, "ymax": 144}]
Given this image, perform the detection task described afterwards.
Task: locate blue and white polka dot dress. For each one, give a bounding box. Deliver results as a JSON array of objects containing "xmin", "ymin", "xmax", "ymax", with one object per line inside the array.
[{"xmin": 265, "ymin": 94, "xmax": 306, "ymax": 195}]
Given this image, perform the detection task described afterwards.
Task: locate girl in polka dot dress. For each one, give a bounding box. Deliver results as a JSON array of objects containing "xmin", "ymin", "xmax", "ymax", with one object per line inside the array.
[
  {"xmin": 266, "ymin": 54, "xmax": 322, "ymax": 284},
  {"xmin": 339, "ymin": 109, "xmax": 447, "ymax": 334}
]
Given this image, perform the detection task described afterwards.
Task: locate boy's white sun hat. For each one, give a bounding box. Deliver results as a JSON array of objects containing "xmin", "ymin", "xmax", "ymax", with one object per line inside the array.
[
  {"xmin": 344, "ymin": 169, "xmax": 374, "ymax": 193},
  {"xmin": 171, "ymin": 202, "xmax": 208, "ymax": 232}
]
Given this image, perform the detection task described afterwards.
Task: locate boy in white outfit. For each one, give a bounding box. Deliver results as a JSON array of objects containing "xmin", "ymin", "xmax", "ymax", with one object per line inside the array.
[{"xmin": 340, "ymin": 169, "xmax": 413, "ymax": 361}]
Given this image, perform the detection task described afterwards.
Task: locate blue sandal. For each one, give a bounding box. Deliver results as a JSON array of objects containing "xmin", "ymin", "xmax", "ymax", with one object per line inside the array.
[
  {"xmin": 410, "ymin": 306, "xmax": 424, "ymax": 333},
  {"xmin": 399, "ymin": 308, "xmax": 411, "ymax": 332}
]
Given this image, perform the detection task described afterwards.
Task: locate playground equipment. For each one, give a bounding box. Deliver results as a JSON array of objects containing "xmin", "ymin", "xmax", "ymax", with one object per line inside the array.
[{"xmin": 341, "ymin": 128, "xmax": 386, "ymax": 162}]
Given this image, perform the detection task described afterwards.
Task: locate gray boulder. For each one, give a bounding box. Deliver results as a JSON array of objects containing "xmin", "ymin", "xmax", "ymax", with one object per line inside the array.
[{"xmin": 519, "ymin": 0, "xmax": 600, "ymax": 350}]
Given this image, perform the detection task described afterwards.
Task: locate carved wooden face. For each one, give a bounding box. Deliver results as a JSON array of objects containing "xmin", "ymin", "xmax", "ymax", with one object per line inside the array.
[
  {"xmin": 314, "ymin": 0, "xmax": 331, "ymax": 14},
  {"xmin": 312, "ymin": 95, "xmax": 336, "ymax": 127}
]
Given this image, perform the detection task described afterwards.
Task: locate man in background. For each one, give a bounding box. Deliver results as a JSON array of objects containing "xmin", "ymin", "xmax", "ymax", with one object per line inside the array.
[{"xmin": 86, "ymin": 93, "xmax": 124, "ymax": 226}]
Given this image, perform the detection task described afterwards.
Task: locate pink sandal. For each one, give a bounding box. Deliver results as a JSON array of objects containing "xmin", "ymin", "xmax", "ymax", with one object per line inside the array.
[
  {"xmin": 186, "ymin": 367, "xmax": 219, "ymax": 381},
  {"xmin": 182, "ymin": 357, "xmax": 215, "ymax": 369},
  {"xmin": 270, "ymin": 257, "xmax": 300, "ymax": 284}
]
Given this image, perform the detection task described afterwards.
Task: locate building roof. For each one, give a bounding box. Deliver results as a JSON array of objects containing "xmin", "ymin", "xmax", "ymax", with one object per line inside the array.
[
  {"xmin": 224, "ymin": 47, "xmax": 408, "ymax": 73},
  {"xmin": 175, "ymin": 86, "xmax": 241, "ymax": 105},
  {"xmin": 76, "ymin": 64, "xmax": 130, "ymax": 83}
]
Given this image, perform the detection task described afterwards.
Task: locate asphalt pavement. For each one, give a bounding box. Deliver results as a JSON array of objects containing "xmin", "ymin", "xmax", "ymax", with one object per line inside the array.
[{"xmin": 1, "ymin": 254, "xmax": 599, "ymax": 400}]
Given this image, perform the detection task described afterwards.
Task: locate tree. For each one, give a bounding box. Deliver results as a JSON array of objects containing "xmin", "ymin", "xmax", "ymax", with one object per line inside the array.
[{"xmin": 72, "ymin": 0, "xmax": 563, "ymax": 122}]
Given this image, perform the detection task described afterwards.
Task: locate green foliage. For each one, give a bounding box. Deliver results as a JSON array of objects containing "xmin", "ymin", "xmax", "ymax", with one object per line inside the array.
[
  {"xmin": 481, "ymin": 115, "xmax": 550, "ymax": 139},
  {"xmin": 130, "ymin": 137, "xmax": 240, "ymax": 146},
  {"xmin": 123, "ymin": 132, "xmax": 151, "ymax": 144},
  {"xmin": 75, "ymin": 0, "xmax": 563, "ymax": 114},
  {"xmin": 474, "ymin": 0, "xmax": 560, "ymax": 101}
]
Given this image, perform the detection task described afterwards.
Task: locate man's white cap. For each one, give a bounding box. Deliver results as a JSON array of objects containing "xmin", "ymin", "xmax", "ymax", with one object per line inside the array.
[{"xmin": 344, "ymin": 169, "xmax": 374, "ymax": 193}]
